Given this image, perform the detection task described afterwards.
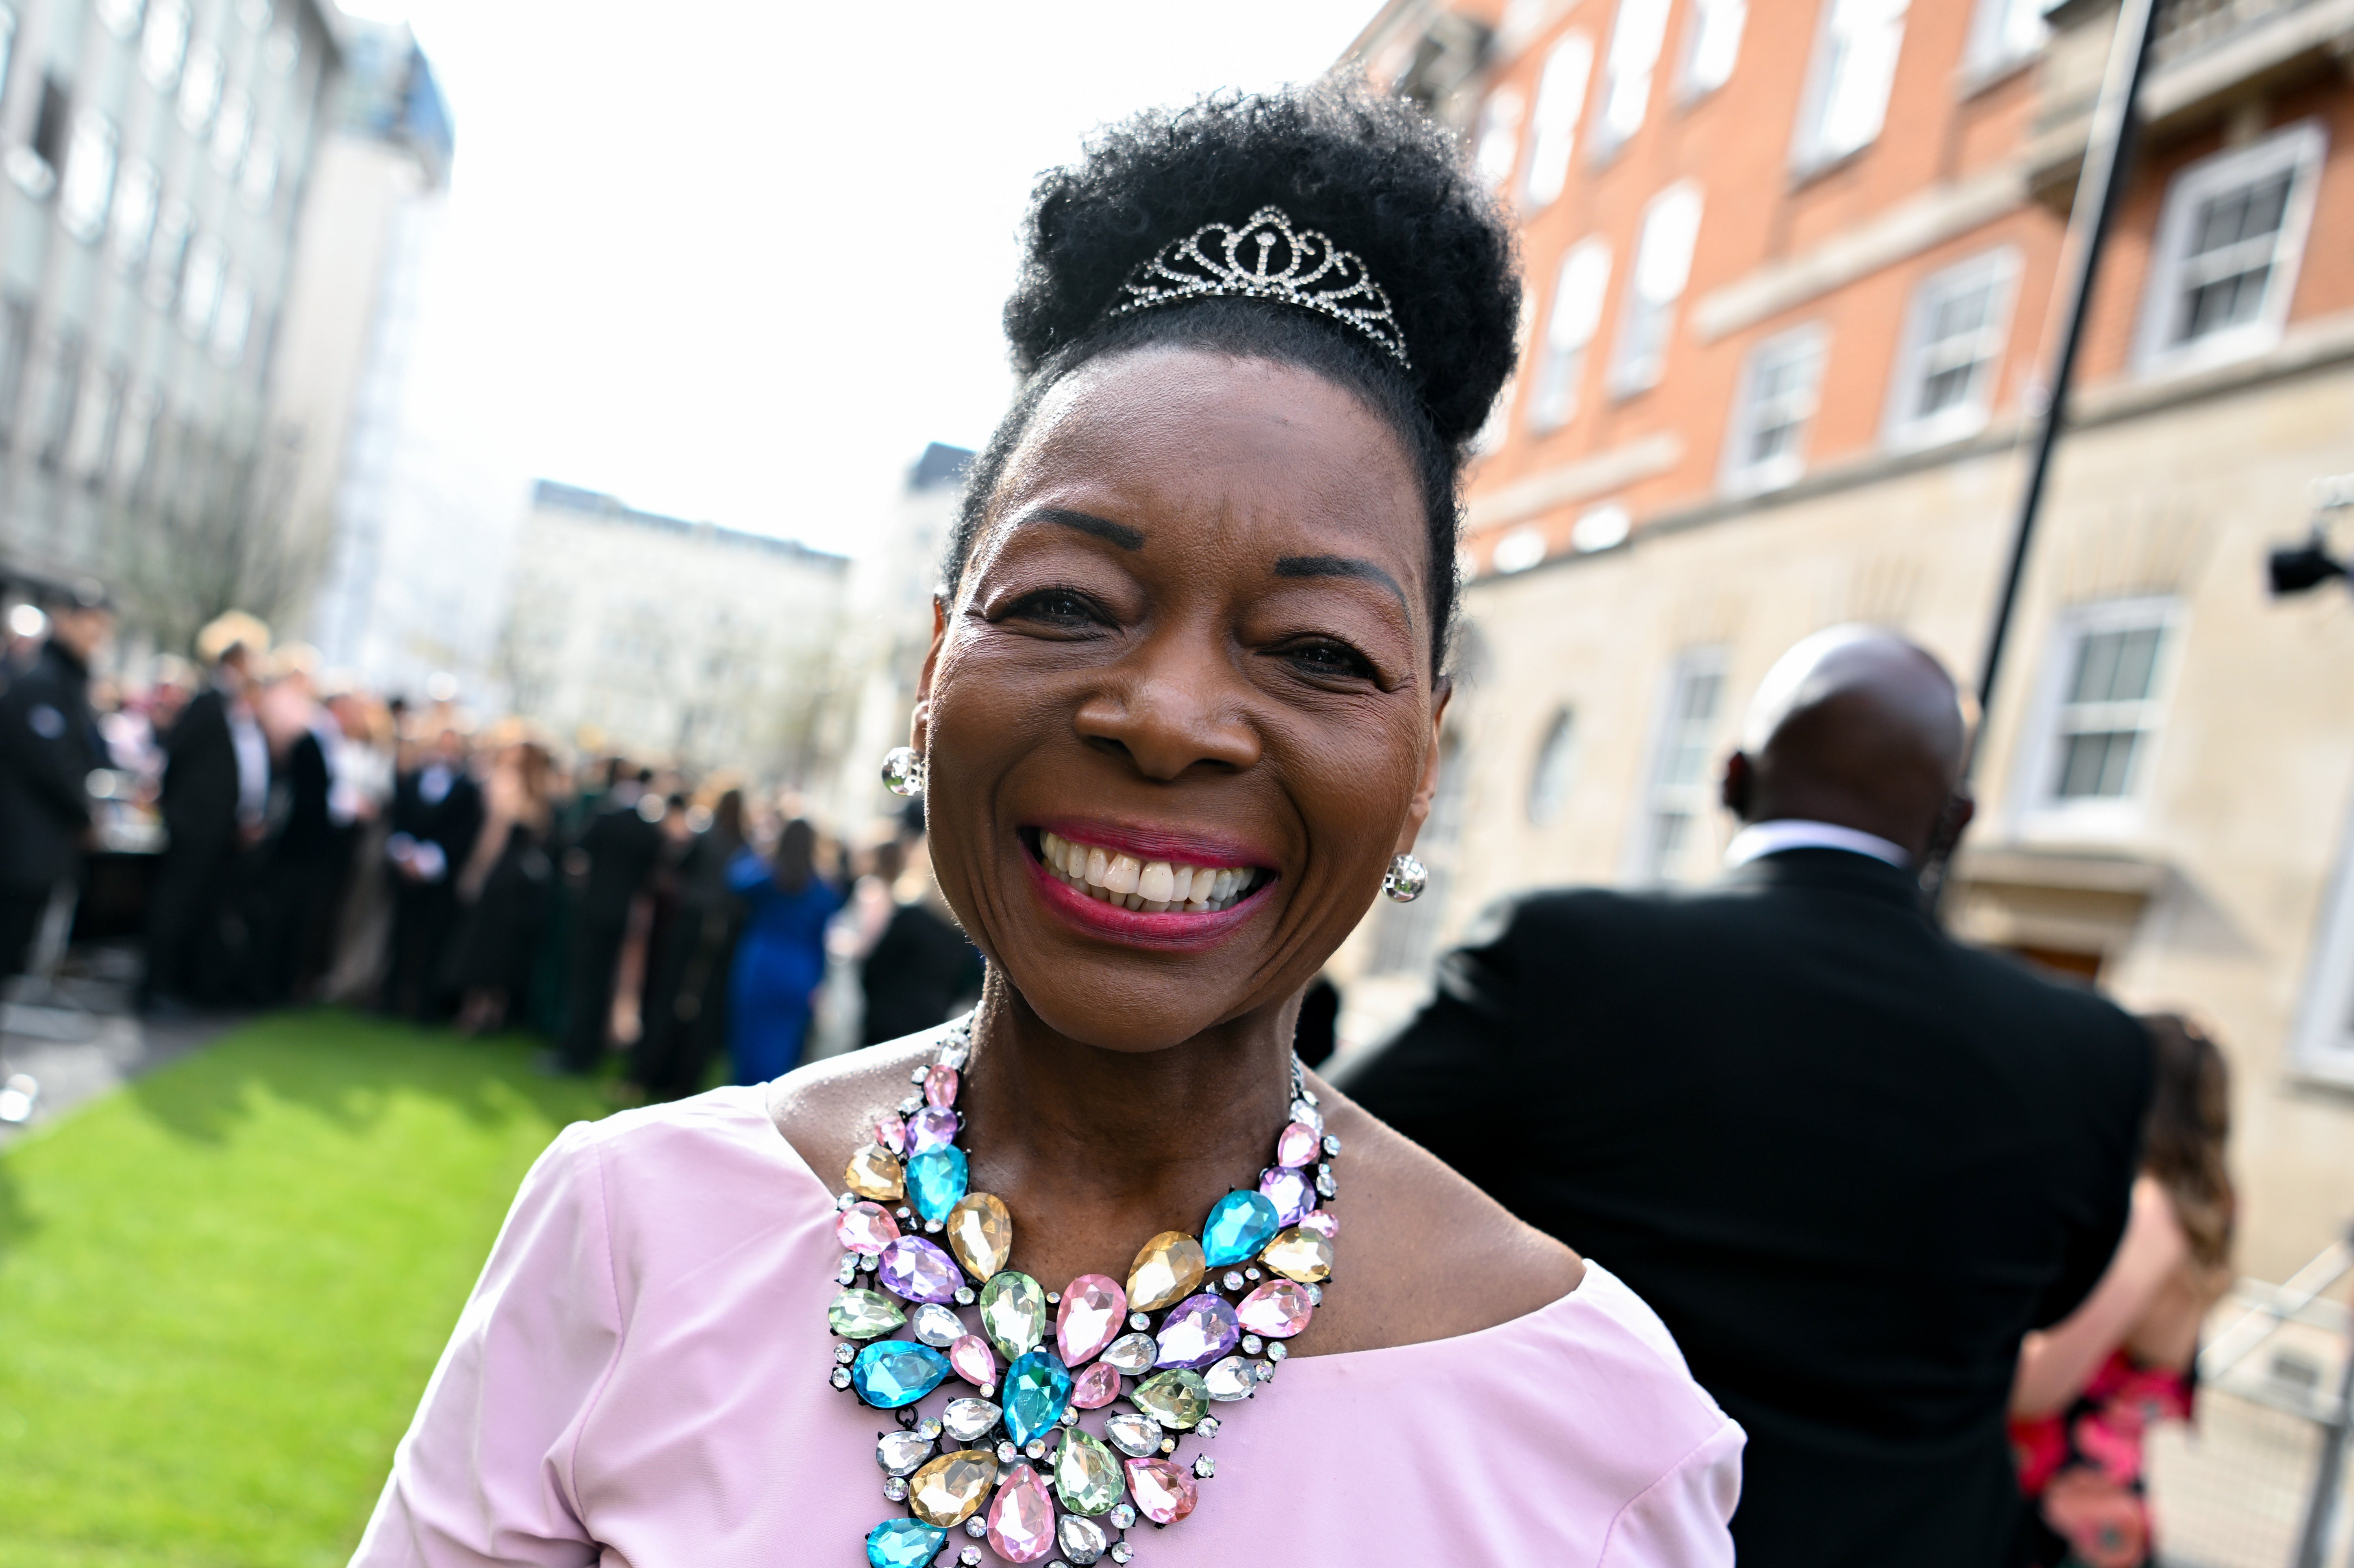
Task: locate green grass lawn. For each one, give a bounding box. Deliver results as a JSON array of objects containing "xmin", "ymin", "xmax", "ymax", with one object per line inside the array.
[{"xmin": 0, "ymin": 1011, "xmax": 611, "ymax": 1568}]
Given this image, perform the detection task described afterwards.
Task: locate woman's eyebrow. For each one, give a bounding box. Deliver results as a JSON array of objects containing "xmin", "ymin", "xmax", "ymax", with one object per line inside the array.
[
  {"xmin": 1022, "ymin": 507, "xmax": 1145, "ymax": 551},
  {"xmin": 1274, "ymin": 554, "xmax": 1410, "ymax": 615}
]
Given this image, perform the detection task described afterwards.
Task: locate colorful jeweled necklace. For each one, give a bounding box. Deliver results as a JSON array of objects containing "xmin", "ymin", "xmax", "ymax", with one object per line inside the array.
[{"xmin": 826, "ymin": 1016, "xmax": 1340, "ymax": 1568}]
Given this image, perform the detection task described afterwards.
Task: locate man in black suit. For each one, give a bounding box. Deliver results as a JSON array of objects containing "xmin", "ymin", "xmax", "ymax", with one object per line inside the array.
[
  {"xmin": 0, "ymin": 582, "xmax": 114, "ymax": 983},
  {"xmin": 383, "ymin": 725, "xmax": 484, "ymax": 1020},
  {"xmin": 554, "ymin": 766, "xmax": 663, "ymax": 1074},
  {"xmin": 253, "ymin": 682, "xmax": 339, "ymax": 1004},
  {"xmin": 1338, "ymin": 627, "xmax": 2152, "ymax": 1568},
  {"xmin": 144, "ymin": 616, "xmax": 269, "ymax": 1010}
]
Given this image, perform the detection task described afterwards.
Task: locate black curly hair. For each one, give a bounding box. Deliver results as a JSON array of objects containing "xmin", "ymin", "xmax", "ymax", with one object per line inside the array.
[{"xmin": 943, "ymin": 78, "xmax": 1522, "ymax": 671}]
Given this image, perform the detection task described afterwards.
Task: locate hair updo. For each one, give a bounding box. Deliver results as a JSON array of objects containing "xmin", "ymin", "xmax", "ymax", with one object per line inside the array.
[{"xmin": 943, "ymin": 77, "xmax": 1522, "ymax": 671}]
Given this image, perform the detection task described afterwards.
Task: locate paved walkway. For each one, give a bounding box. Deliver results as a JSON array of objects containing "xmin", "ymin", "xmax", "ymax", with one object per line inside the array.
[{"xmin": 0, "ymin": 950, "xmax": 243, "ymax": 1149}]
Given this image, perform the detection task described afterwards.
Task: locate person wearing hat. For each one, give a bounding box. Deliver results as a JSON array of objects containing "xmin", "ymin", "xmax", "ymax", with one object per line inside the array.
[
  {"xmin": 0, "ymin": 580, "xmax": 115, "ymax": 984},
  {"xmin": 142, "ymin": 610, "xmax": 270, "ymax": 1010}
]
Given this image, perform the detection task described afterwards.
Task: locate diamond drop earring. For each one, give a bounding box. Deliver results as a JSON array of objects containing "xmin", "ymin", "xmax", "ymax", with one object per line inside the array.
[
  {"xmin": 880, "ymin": 746, "xmax": 926, "ymax": 798},
  {"xmin": 1382, "ymin": 852, "xmax": 1427, "ymax": 903}
]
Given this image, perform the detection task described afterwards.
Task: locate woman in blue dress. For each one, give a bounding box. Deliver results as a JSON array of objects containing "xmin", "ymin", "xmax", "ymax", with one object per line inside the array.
[{"xmin": 724, "ymin": 818, "xmax": 842, "ymax": 1084}]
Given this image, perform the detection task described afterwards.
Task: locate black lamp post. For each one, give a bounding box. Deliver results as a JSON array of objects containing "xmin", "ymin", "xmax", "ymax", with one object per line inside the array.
[{"xmin": 2269, "ymin": 476, "xmax": 2354, "ymax": 598}]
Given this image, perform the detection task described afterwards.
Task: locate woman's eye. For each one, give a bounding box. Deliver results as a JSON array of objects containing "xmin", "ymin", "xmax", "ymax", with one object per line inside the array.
[
  {"xmin": 1004, "ymin": 588, "xmax": 1102, "ymax": 627},
  {"xmin": 1282, "ymin": 640, "xmax": 1377, "ymax": 680}
]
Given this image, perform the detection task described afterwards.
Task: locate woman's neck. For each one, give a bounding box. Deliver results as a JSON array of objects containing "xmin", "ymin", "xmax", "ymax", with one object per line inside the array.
[{"xmin": 956, "ymin": 972, "xmax": 1298, "ymax": 1272}]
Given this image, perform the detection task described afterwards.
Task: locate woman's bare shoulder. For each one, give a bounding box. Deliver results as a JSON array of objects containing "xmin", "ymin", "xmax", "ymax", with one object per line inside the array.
[
  {"xmin": 765, "ymin": 1042, "xmax": 938, "ymax": 1188},
  {"xmin": 1295, "ymin": 1076, "xmax": 1583, "ymax": 1355}
]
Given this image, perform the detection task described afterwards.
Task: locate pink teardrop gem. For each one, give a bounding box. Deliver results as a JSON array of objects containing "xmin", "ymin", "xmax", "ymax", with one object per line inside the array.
[
  {"xmin": 872, "ymin": 1111, "xmax": 906, "ymax": 1156},
  {"xmin": 1235, "ymin": 1278, "xmax": 1314, "ymax": 1338},
  {"xmin": 948, "ymin": 1333, "xmax": 996, "ymax": 1387},
  {"xmin": 924, "ymin": 1064, "xmax": 959, "ymax": 1109},
  {"xmin": 834, "ymin": 1200, "xmax": 900, "ymax": 1256},
  {"xmin": 1056, "ymin": 1273, "xmax": 1127, "ymax": 1366},
  {"xmin": 987, "ymin": 1462, "xmax": 1056, "ymax": 1562},
  {"xmin": 1276, "ymin": 1120, "xmax": 1319, "ymax": 1168},
  {"xmin": 1300, "ymin": 1208, "xmax": 1339, "ymax": 1238},
  {"xmin": 1069, "ymin": 1359, "xmax": 1122, "ymax": 1410},
  {"xmin": 1123, "ymin": 1457, "xmax": 1199, "ymax": 1525},
  {"xmin": 907, "ymin": 1105, "xmax": 959, "ymax": 1153}
]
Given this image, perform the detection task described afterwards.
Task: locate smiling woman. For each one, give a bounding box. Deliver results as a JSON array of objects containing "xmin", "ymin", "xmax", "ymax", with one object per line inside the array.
[{"xmin": 350, "ymin": 79, "xmax": 1741, "ymax": 1568}]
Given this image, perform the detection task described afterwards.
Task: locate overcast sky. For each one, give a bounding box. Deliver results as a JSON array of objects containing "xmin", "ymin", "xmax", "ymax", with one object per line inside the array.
[{"xmin": 337, "ymin": 0, "xmax": 1377, "ymax": 557}]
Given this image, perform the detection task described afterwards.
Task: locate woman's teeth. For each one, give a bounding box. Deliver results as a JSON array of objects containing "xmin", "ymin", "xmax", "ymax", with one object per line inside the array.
[{"xmin": 1037, "ymin": 830, "xmax": 1258, "ymax": 913}]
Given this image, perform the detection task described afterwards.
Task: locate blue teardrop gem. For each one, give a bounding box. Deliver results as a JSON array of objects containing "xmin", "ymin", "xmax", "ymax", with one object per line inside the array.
[
  {"xmin": 866, "ymin": 1518, "xmax": 948, "ymax": 1568},
  {"xmin": 1003, "ymin": 1348, "xmax": 1072, "ymax": 1447},
  {"xmin": 906, "ymin": 1146, "xmax": 968, "ymax": 1223},
  {"xmin": 1200, "ymin": 1188, "xmax": 1281, "ymax": 1268},
  {"xmin": 850, "ymin": 1339, "xmax": 951, "ymax": 1409}
]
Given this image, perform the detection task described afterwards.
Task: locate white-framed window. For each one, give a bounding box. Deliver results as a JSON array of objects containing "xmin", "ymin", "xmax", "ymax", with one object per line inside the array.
[
  {"xmin": 1681, "ymin": 0, "xmax": 1747, "ymax": 98},
  {"xmin": 211, "ymin": 88, "xmax": 250, "ymax": 173},
  {"xmin": 145, "ymin": 197, "xmax": 191, "ymax": 309},
  {"xmin": 177, "ymin": 43, "xmax": 221, "ymax": 132},
  {"xmin": 65, "ymin": 364, "xmax": 119, "ymax": 482},
  {"xmin": 1610, "ymin": 180, "xmax": 1702, "ymax": 395},
  {"xmin": 1792, "ymin": 0, "xmax": 1909, "ymax": 172},
  {"xmin": 1593, "ymin": 0, "xmax": 1674, "ymax": 159},
  {"xmin": 110, "ymin": 157, "xmax": 159, "ymax": 268},
  {"xmin": 112, "ymin": 384, "xmax": 159, "ymax": 493},
  {"xmin": 96, "ymin": 0, "xmax": 144, "ymax": 39},
  {"xmin": 1721, "ymin": 323, "xmax": 1826, "ymax": 495},
  {"xmin": 1528, "ymin": 706, "xmax": 1581, "ymax": 826},
  {"xmin": 1633, "ymin": 647, "xmax": 1728, "ymax": 883},
  {"xmin": 1522, "ymin": 31, "xmax": 1594, "ymax": 211},
  {"xmin": 2290, "ymin": 801, "xmax": 2354, "ymax": 1087},
  {"xmin": 1474, "ymin": 87, "xmax": 1526, "ymax": 192},
  {"xmin": 178, "ymin": 232, "xmax": 224, "ymax": 337},
  {"xmin": 211, "ymin": 277, "xmax": 251, "ymax": 366},
  {"xmin": 141, "ymin": 0, "xmax": 189, "ymax": 90},
  {"xmin": 1885, "ymin": 247, "xmax": 2019, "ymax": 449},
  {"xmin": 2133, "ymin": 121, "xmax": 2326, "ymax": 376},
  {"xmin": 2017, "ymin": 597, "xmax": 2181, "ymax": 836},
  {"xmin": 1528, "ymin": 237, "xmax": 1611, "ymax": 431},
  {"xmin": 239, "ymin": 137, "xmax": 276, "ymax": 211},
  {"xmin": 59, "ymin": 111, "xmax": 118, "ymax": 244},
  {"xmin": 1967, "ymin": 0, "xmax": 2045, "ymax": 75}
]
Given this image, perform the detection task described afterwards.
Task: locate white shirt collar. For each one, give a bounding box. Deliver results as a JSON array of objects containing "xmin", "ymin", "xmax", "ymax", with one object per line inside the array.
[{"xmin": 1724, "ymin": 819, "xmax": 1913, "ymax": 871}]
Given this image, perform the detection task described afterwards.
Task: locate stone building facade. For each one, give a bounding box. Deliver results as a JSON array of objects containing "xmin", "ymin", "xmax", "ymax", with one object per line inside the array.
[{"xmin": 1340, "ymin": 0, "xmax": 2354, "ymax": 1282}]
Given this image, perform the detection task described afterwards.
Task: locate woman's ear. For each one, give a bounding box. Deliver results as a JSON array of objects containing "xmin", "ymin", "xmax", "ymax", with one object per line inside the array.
[
  {"xmin": 1395, "ymin": 680, "xmax": 1452, "ymax": 854},
  {"xmin": 909, "ymin": 595, "xmax": 949, "ymax": 755}
]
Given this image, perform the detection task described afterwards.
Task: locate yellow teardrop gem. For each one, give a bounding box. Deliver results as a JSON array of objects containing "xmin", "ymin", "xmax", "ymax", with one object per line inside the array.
[
  {"xmin": 948, "ymin": 1192, "xmax": 1013, "ymax": 1280},
  {"xmin": 1126, "ymin": 1230, "xmax": 1207, "ymax": 1312},
  {"xmin": 1260, "ymin": 1227, "xmax": 1332, "ymax": 1283},
  {"xmin": 845, "ymin": 1144, "xmax": 904, "ymax": 1203},
  {"xmin": 908, "ymin": 1449, "xmax": 998, "ymax": 1526}
]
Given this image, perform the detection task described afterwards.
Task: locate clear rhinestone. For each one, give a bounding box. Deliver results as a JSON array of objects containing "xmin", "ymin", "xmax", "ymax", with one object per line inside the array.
[
  {"xmin": 1060, "ymin": 1408, "xmax": 1078, "ymax": 1425},
  {"xmin": 1316, "ymin": 1162, "xmax": 1331, "ymax": 1179},
  {"xmin": 1025, "ymin": 1440, "xmax": 1045, "ymax": 1459},
  {"xmin": 965, "ymin": 1516, "xmax": 989, "ymax": 1538},
  {"xmin": 1109, "ymin": 1546, "xmax": 1133, "ymax": 1565},
  {"xmin": 955, "ymin": 1287, "xmax": 976, "ymax": 1305},
  {"xmin": 1306, "ymin": 1285, "xmax": 1323, "ymax": 1305},
  {"xmin": 1315, "ymin": 1171, "xmax": 1336, "ymax": 1197},
  {"xmin": 1288, "ymin": 1097, "xmax": 1322, "ymax": 1131},
  {"xmin": 916, "ymin": 1417, "xmax": 943, "ymax": 1441},
  {"xmin": 960, "ymin": 1550, "xmax": 982, "ymax": 1566},
  {"xmin": 912, "ymin": 1065, "xmax": 930, "ymax": 1084},
  {"xmin": 1110, "ymin": 1503, "xmax": 1137, "ymax": 1530},
  {"xmin": 836, "ymin": 1191, "xmax": 856, "ymax": 1210},
  {"xmin": 837, "ymin": 1263, "xmax": 857, "ymax": 1285},
  {"xmin": 997, "ymin": 1441, "xmax": 1018, "ymax": 1464},
  {"xmin": 883, "ymin": 1477, "xmax": 909, "ymax": 1501},
  {"xmin": 1240, "ymin": 1335, "xmax": 1262, "ymax": 1355},
  {"xmin": 835, "ymin": 1344, "xmax": 856, "ymax": 1364},
  {"xmin": 1244, "ymin": 1268, "xmax": 1261, "ymax": 1281},
  {"xmin": 1196, "ymin": 1416, "xmax": 1220, "ymax": 1438},
  {"xmin": 1193, "ymin": 1455, "xmax": 1215, "ymax": 1479},
  {"xmin": 912, "ymin": 1303, "xmax": 965, "ymax": 1348},
  {"xmin": 900, "ymin": 1095, "xmax": 922, "ymax": 1115},
  {"xmin": 1267, "ymin": 1342, "xmax": 1288, "ymax": 1362},
  {"xmin": 859, "ymin": 1254, "xmax": 878, "ymax": 1273},
  {"xmin": 925, "ymin": 1219, "xmax": 943, "ymax": 1234},
  {"xmin": 1129, "ymin": 1312, "xmax": 1150, "ymax": 1330},
  {"xmin": 1253, "ymin": 1361, "xmax": 1274, "ymax": 1381},
  {"xmin": 1322, "ymin": 1134, "xmax": 1342, "ymax": 1157},
  {"xmin": 896, "ymin": 1206, "xmax": 913, "ymax": 1219},
  {"xmin": 1222, "ymin": 1271, "xmax": 1243, "ymax": 1292},
  {"xmin": 830, "ymin": 1367, "xmax": 852, "ymax": 1389},
  {"xmin": 1046, "ymin": 1292, "xmax": 1060, "ymax": 1305},
  {"xmin": 1159, "ymin": 1438, "xmax": 1175, "ymax": 1454},
  {"xmin": 942, "ymin": 1397, "xmax": 1002, "ymax": 1442}
]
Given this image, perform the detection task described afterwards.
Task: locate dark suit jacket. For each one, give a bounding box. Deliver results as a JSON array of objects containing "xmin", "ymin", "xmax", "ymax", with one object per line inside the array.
[
  {"xmin": 159, "ymin": 687, "xmax": 240, "ymax": 859},
  {"xmin": 271, "ymin": 729, "xmax": 336, "ymax": 862},
  {"xmin": 0, "ymin": 640, "xmax": 107, "ymax": 890},
  {"xmin": 1337, "ymin": 849, "xmax": 2152, "ymax": 1568},
  {"xmin": 575, "ymin": 801, "xmax": 663, "ymax": 924},
  {"xmin": 390, "ymin": 765, "xmax": 485, "ymax": 889}
]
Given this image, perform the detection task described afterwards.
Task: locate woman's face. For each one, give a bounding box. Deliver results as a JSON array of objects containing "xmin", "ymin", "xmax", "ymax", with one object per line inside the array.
[{"xmin": 917, "ymin": 345, "xmax": 1445, "ymax": 1050}]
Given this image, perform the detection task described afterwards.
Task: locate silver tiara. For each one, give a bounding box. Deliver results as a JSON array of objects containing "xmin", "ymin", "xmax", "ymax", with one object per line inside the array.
[{"xmin": 1104, "ymin": 206, "xmax": 1411, "ymax": 369}]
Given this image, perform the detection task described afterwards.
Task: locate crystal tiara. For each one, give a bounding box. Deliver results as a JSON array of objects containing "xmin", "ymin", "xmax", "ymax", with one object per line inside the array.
[{"xmin": 1103, "ymin": 205, "xmax": 1412, "ymax": 369}]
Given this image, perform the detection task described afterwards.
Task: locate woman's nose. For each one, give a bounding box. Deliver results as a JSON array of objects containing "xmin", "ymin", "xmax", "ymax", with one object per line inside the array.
[{"xmin": 1070, "ymin": 630, "xmax": 1261, "ymax": 782}]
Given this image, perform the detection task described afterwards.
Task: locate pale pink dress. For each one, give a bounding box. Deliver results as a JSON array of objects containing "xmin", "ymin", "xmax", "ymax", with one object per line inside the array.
[{"xmin": 351, "ymin": 1086, "xmax": 1742, "ymax": 1567}]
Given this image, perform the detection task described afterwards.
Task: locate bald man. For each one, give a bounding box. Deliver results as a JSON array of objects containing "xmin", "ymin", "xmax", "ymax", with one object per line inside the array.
[{"xmin": 1339, "ymin": 627, "xmax": 2151, "ymax": 1568}]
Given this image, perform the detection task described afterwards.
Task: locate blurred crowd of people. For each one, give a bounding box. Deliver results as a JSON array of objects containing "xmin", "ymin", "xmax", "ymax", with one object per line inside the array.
[{"xmin": 0, "ymin": 594, "xmax": 984, "ymax": 1096}]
